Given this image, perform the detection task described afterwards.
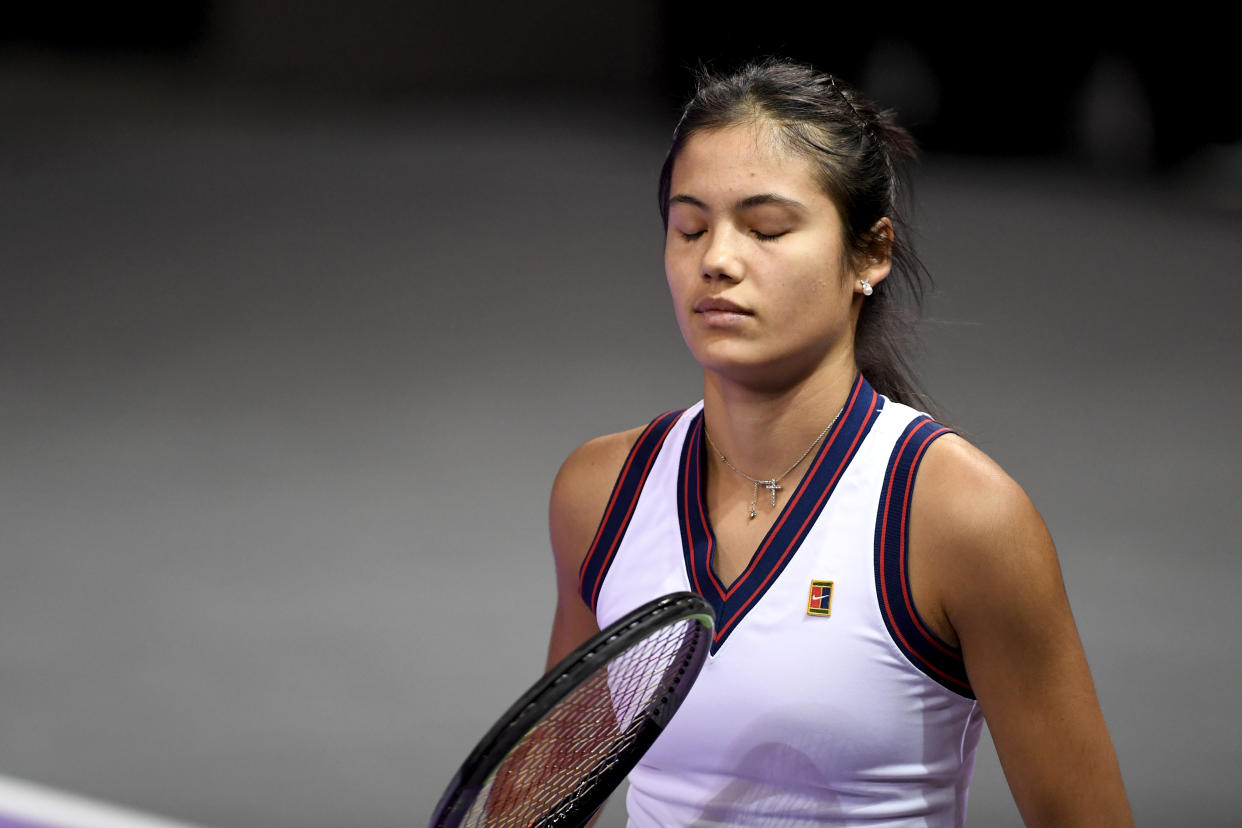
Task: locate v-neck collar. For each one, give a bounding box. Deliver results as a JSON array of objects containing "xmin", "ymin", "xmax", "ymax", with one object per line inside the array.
[{"xmin": 677, "ymin": 374, "xmax": 884, "ymax": 654}]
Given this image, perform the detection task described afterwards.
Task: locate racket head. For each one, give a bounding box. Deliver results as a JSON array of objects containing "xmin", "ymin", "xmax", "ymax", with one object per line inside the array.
[{"xmin": 429, "ymin": 591, "xmax": 714, "ymax": 828}]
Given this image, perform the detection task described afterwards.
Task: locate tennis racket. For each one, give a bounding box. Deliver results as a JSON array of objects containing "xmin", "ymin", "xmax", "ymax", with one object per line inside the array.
[{"xmin": 429, "ymin": 591, "xmax": 714, "ymax": 828}]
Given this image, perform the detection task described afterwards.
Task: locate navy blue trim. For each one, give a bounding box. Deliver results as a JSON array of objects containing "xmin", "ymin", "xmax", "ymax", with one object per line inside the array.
[
  {"xmin": 578, "ymin": 409, "xmax": 684, "ymax": 613},
  {"xmin": 679, "ymin": 374, "xmax": 884, "ymax": 655},
  {"xmin": 873, "ymin": 416, "xmax": 973, "ymax": 698}
]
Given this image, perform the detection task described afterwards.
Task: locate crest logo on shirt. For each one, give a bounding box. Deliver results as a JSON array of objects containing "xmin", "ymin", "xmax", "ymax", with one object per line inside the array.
[{"xmin": 807, "ymin": 580, "xmax": 834, "ymax": 616}]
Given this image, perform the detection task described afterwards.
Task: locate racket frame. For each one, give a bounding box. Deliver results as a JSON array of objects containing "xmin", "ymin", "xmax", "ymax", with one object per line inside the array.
[{"xmin": 430, "ymin": 591, "xmax": 714, "ymax": 828}]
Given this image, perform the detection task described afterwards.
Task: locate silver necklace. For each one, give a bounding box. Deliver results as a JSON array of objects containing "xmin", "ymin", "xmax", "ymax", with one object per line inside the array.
[{"xmin": 702, "ymin": 406, "xmax": 844, "ymax": 520}]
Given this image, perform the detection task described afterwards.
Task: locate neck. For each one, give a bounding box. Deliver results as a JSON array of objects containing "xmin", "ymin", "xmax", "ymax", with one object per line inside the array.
[{"xmin": 700, "ymin": 357, "xmax": 858, "ymax": 480}]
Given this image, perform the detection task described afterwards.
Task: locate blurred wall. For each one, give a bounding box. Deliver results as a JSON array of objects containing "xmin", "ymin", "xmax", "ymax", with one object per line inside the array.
[
  {"xmin": 208, "ymin": 0, "xmax": 662, "ymax": 92},
  {"xmin": 8, "ymin": 2, "xmax": 1239, "ymax": 168}
]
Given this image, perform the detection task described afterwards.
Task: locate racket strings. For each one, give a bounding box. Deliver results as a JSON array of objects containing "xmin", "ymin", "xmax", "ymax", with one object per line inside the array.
[{"xmin": 462, "ymin": 619, "xmax": 703, "ymax": 827}]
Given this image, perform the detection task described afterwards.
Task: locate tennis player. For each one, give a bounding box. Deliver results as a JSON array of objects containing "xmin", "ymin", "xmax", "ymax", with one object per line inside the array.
[{"xmin": 547, "ymin": 59, "xmax": 1132, "ymax": 826}]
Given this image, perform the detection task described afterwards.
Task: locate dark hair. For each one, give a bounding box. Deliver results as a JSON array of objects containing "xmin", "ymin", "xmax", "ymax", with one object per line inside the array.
[{"xmin": 658, "ymin": 58, "xmax": 933, "ymax": 411}]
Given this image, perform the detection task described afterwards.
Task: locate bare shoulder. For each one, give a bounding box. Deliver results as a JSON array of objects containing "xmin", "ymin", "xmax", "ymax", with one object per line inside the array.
[
  {"xmin": 548, "ymin": 425, "xmax": 648, "ymax": 571},
  {"xmin": 546, "ymin": 425, "xmax": 647, "ymax": 670},
  {"xmin": 908, "ymin": 433, "xmax": 1062, "ymax": 646},
  {"xmin": 911, "ymin": 439, "xmax": 1134, "ymax": 824},
  {"xmin": 914, "ymin": 433, "xmax": 1050, "ymax": 554}
]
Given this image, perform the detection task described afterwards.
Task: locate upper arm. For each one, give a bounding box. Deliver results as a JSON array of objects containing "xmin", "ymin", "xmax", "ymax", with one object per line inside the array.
[
  {"xmin": 546, "ymin": 427, "xmax": 645, "ymax": 671},
  {"xmin": 909, "ymin": 435, "xmax": 1133, "ymax": 827}
]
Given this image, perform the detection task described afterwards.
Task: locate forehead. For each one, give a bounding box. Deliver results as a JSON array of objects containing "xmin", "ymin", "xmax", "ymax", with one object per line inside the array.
[{"xmin": 669, "ymin": 122, "xmax": 828, "ymax": 204}]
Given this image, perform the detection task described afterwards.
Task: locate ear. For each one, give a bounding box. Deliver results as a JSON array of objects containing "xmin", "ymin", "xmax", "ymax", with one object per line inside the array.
[{"xmin": 855, "ymin": 217, "xmax": 892, "ymax": 294}]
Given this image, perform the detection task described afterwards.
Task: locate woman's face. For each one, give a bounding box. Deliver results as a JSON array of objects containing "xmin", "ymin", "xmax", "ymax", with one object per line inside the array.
[{"xmin": 664, "ymin": 123, "xmax": 886, "ymax": 389}]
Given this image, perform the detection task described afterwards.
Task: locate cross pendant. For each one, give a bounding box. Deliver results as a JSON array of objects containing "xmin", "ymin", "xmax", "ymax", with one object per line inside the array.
[{"xmin": 763, "ymin": 479, "xmax": 781, "ymax": 507}]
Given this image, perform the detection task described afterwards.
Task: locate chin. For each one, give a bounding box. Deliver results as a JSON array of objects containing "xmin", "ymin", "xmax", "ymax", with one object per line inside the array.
[
  {"xmin": 695, "ymin": 342, "xmax": 845, "ymax": 392},
  {"xmin": 697, "ymin": 353, "xmax": 795, "ymax": 391}
]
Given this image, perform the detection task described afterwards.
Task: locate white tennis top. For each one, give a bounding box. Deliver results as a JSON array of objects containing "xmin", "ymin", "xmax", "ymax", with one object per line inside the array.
[{"xmin": 577, "ymin": 375, "xmax": 983, "ymax": 827}]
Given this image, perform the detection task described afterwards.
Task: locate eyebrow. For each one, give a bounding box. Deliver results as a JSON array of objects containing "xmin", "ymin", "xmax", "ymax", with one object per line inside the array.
[{"xmin": 667, "ymin": 193, "xmax": 807, "ymax": 212}]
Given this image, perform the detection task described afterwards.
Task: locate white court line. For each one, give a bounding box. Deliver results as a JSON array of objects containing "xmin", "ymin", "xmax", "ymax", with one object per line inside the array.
[{"xmin": 0, "ymin": 775, "xmax": 209, "ymax": 828}]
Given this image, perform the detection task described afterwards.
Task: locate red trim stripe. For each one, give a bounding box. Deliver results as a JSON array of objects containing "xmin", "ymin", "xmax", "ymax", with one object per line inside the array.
[
  {"xmin": 578, "ymin": 411, "xmax": 681, "ymax": 610},
  {"xmin": 898, "ymin": 427, "xmax": 959, "ymax": 657},
  {"xmin": 876, "ymin": 421, "xmax": 969, "ymax": 692},
  {"xmin": 683, "ymin": 424, "xmax": 707, "ymax": 598}
]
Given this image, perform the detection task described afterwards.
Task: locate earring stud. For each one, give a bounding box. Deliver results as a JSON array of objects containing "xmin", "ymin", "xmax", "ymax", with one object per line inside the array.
[{"xmin": 860, "ymin": 278, "xmax": 873, "ymax": 296}]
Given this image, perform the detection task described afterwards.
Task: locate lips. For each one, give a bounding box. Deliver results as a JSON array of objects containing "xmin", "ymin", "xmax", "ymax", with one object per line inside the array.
[{"xmin": 693, "ymin": 296, "xmax": 751, "ymax": 315}]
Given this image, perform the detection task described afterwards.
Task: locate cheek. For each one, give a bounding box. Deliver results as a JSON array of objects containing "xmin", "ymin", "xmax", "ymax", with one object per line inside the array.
[
  {"xmin": 770, "ymin": 266, "xmax": 851, "ymax": 329},
  {"xmin": 664, "ymin": 257, "xmax": 693, "ymax": 325},
  {"xmin": 663, "ymin": 254, "xmax": 680, "ymax": 296},
  {"xmin": 777, "ymin": 257, "xmax": 837, "ymax": 304},
  {"xmin": 664, "ymin": 246, "xmax": 695, "ymax": 293}
]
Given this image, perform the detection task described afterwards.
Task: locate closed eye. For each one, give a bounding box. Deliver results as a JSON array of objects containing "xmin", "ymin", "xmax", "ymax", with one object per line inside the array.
[
  {"xmin": 678, "ymin": 230, "xmax": 706, "ymax": 241},
  {"xmin": 752, "ymin": 230, "xmax": 786, "ymax": 241}
]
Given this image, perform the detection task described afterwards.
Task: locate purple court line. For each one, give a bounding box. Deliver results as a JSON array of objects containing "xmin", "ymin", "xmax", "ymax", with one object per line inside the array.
[{"xmin": 0, "ymin": 816, "xmax": 55, "ymax": 828}]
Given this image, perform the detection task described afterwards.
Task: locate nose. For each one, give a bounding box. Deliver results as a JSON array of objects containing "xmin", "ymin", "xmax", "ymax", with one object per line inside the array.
[{"xmin": 701, "ymin": 227, "xmax": 743, "ymax": 282}]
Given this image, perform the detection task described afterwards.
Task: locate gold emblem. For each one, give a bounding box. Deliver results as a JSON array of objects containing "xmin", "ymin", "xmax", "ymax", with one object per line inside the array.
[{"xmin": 807, "ymin": 580, "xmax": 833, "ymax": 616}]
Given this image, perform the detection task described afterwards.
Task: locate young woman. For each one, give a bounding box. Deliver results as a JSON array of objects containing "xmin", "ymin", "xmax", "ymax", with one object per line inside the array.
[{"xmin": 547, "ymin": 59, "xmax": 1132, "ymax": 827}]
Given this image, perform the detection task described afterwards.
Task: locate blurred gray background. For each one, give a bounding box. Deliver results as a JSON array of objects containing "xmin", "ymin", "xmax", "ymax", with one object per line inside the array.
[{"xmin": 3, "ymin": 3, "xmax": 1240, "ymax": 826}]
